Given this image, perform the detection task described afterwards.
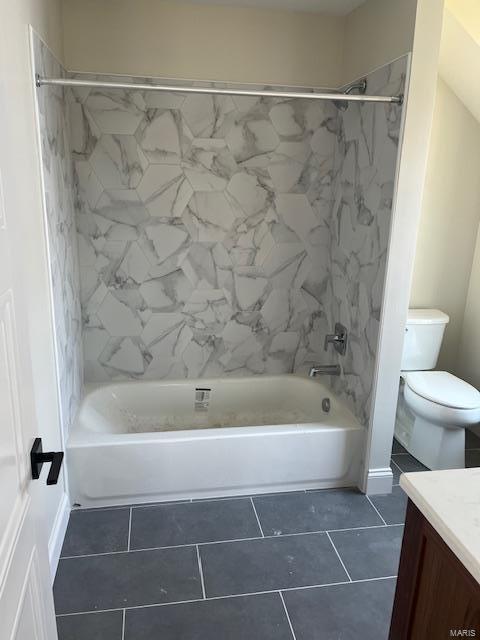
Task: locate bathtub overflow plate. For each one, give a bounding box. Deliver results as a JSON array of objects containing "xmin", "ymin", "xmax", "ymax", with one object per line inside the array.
[{"xmin": 322, "ymin": 398, "xmax": 331, "ymax": 413}]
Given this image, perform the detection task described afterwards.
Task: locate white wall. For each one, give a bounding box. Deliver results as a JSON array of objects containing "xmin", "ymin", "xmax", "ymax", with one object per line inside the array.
[
  {"xmin": 363, "ymin": 0, "xmax": 444, "ymax": 493},
  {"xmin": 1, "ymin": 0, "xmax": 67, "ymax": 574},
  {"xmin": 458, "ymin": 226, "xmax": 480, "ymax": 389},
  {"xmin": 342, "ymin": 0, "xmax": 417, "ymax": 83},
  {"xmin": 61, "ymin": 0, "xmax": 344, "ymax": 87},
  {"xmin": 410, "ymin": 78, "xmax": 480, "ymax": 372}
]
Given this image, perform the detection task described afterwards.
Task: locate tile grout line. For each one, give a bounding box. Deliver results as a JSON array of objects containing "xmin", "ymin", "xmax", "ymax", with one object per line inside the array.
[
  {"xmin": 250, "ymin": 497, "xmax": 265, "ymax": 537},
  {"xmin": 127, "ymin": 508, "xmax": 132, "ymax": 551},
  {"xmin": 279, "ymin": 591, "xmax": 297, "ymax": 640},
  {"xmin": 59, "ymin": 522, "xmax": 403, "ymax": 561},
  {"xmin": 325, "ymin": 531, "xmax": 352, "ymax": 582},
  {"xmin": 366, "ymin": 495, "xmax": 388, "ymax": 527},
  {"xmin": 196, "ymin": 545, "xmax": 206, "ymax": 599},
  {"xmin": 55, "ymin": 574, "xmax": 399, "ymax": 618},
  {"xmin": 121, "ymin": 609, "xmax": 126, "ymax": 640},
  {"xmin": 390, "ymin": 458, "xmax": 403, "ymax": 474}
]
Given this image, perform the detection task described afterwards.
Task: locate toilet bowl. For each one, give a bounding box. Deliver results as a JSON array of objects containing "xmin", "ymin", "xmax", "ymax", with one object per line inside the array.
[
  {"xmin": 394, "ymin": 309, "xmax": 480, "ymax": 470},
  {"xmin": 399, "ymin": 371, "xmax": 480, "ymax": 470}
]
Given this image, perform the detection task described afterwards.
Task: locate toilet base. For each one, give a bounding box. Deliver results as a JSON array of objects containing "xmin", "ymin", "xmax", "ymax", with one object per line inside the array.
[
  {"xmin": 395, "ymin": 385, "xmax": 465, "ymax": 470},
  {"xmin": 408, "ymin": 416, "xmax": 465, "ymax": 470}
]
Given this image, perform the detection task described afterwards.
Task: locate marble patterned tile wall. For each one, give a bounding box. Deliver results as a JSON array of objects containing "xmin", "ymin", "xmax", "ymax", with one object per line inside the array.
[
  {"xmin": 328, "ymin": 57, "xmax": 407, "ymax": 425},
  {"xmin": 33, "ymin": 35, "xmax": 83, "ymax": 436},
  {"xmin": 69, "ymin": 77, "xmax": 340, "ymax": 381}
]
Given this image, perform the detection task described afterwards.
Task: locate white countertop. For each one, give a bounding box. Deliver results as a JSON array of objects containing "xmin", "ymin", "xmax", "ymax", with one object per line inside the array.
[{"xmin": 400, "ymin": 468, "xmax": 480, "ymax": 584}]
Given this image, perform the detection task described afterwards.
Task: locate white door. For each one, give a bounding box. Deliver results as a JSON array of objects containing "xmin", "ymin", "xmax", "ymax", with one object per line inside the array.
[{"xmin": 0, "ymin": 60, "xmax": 58, "ymax": 640}]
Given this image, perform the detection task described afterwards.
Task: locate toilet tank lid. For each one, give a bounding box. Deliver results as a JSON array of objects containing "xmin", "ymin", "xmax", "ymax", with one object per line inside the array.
[
  {"xmin": 407, "ymin": 309, "xmax": 450, "ymax": 325},
  {"xmin": 405, "ymin": 371, "xmax": 480, "ymax": 409}
]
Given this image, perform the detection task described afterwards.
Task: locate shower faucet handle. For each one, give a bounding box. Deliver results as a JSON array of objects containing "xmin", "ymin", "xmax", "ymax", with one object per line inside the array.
[{"xmin": 324, "ymin": 323, "xmax": 348, "ymax": 356}]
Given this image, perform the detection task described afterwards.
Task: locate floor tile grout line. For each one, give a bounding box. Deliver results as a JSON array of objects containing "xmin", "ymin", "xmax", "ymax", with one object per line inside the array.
[
  {"xmin": 366, "ymin": 495, "xmax": 388, "ymax": 527},
  {"xmin": 59, "ymin": 522, "xmax": 403, "ymax": 560},
  {"xmin": 127, "ymin": 508, "xmax": 132, "ymax": 552},
  {"xmin": 121, "ymin": 608, "xmax": 126, "ymax": 640},
  {"xmin": 390, "ymin": 458, "xmax": 403, "ymax": 474},
  {"xmin": 250, "ymin": 497, "xmax": 265, "ymax": 537},
  {"xmin": 196, "ymin": 545, "xmax": 206, "ymax": 599},
  {"xmin": 279, "ymin": 591, "xmax": 297, "ymax": 640},
  {"xmin": 325, "ymin": 531, "xmax": 352, "ymax": 582},
  {"xmin": 55, "ymin": 574, "xmax": 400, "ymax": 618}
]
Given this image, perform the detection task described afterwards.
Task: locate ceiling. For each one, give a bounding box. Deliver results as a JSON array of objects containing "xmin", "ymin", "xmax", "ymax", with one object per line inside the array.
[{"xmin": 183, "ymin": 0, "xmax": 367, "ymax": 16}]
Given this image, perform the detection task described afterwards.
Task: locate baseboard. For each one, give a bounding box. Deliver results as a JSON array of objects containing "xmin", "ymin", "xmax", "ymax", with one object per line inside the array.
[
  {"xmin": 48, "ymin": 492, "xmax": 70, "ymax": 581},
  {"xmin": 365, "ymin": 467, "xmax": 393, "ymax": 495}
]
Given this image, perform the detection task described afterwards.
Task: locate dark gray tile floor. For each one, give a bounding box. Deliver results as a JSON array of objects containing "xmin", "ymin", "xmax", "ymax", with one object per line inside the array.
[
  {"xmin": 55, "ymin": 478, "xmax": 407, "ymax": 640},
  {"xmin": 130, "ymin": 498, "xmax": 261, "ymax": 549},
  {"xmin": 465, "ymin": 428, "xmax": 480, "ymax": 468},
  {"xmin": 283, "ymin": 578, "xmax": 397, "ymax": 640},
  {"xmin": 55, "ymin": 432, "xmax": 480, "ymax": 638},
  {"xmin": 200, "ymin": 532, "xmax": 348, "ymax": 597},
  {"xmin": 391, "ymin": 428, "xmax": 480, "ymax": 478}
]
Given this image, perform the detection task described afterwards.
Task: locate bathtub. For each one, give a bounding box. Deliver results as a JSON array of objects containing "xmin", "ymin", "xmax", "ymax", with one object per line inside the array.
[{"xmin": 67, "ymin": 375, "xmax": 364, "ymax": 507}]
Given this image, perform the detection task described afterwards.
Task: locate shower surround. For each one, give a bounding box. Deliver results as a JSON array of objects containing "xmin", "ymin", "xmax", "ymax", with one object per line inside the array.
[
  {"xmin": 68, "ymin": 61, "xmax": 406, "ymax": 427},
  {"xmin": 329, "ymin": 58, "xmax": 407, "ymax": 424},
  {"xmin": 33, "ymin": 39, "xmax": 406, "ymax": 432},
  {"xmin": 33, "ymin": 35, "xmax": 83, "ymax": 437},
  {"xmin": 70, "ymin": 79, "xmax": 339, "ymax": 383}
]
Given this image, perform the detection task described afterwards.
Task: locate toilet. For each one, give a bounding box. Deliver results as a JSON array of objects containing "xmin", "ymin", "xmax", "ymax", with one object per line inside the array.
[{"xmin": 395, "ymin": 309, "xmax": 480, "ymax": 470}]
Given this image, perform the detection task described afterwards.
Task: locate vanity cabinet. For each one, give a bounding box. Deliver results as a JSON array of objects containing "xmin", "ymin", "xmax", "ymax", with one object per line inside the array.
[{"xmin": 389, "ymin": 499, "xmax": 480, "ymax": 639}]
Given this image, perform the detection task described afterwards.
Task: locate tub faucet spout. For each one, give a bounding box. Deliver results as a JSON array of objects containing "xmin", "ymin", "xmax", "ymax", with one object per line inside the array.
[{"xmin": 309, "ymin": 365, "xmax": 341, "ymax": 377}]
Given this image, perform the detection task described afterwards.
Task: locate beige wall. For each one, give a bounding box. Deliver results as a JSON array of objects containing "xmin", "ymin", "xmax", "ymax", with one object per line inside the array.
[
  {"xmin": 446, "ymin": 0, "xmax": 480, "ymax": 43},
  {"xmin": 342, "ymin": 0, "xmax": 417, "ymax": 84},
  {"xmin": 1, "ymin": 0, "xmax": 67, "ymax": 570},
  {"xmin": 440, "ymin": 7, "xmax": 480, "ymax": 124},
  {"xmin": 457, "ymin": 226, "xmax": 480, "ymax": 388},
  {"xmin": 410, "ymin": 77, "xmax": 480, "ymax": 372},
  {"xmin": 61, "ymin": 0, "xmax": 422, "ymax": 88},
  {"xmin": 62, "ymin": 0, "xmax": 344, "ymax": 86}
]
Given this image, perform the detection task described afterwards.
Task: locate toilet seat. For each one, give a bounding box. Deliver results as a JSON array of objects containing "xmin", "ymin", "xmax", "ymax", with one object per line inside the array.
[
  {"xmin": 403, "ymin": 377, "xmax": 480, "ymax": 429},
  {"xmin": 404, "ymin": 371, "xmax": 480, "ymax": 410}
]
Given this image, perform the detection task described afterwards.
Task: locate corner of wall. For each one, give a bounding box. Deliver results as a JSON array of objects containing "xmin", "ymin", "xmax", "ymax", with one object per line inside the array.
[
  {"xmin": 341, "ymin": 0, "xmax": 417, "ymax": 85},
  {"xmin": 361, "ymin": 0, "xmax": 445, "ymax": 491}
]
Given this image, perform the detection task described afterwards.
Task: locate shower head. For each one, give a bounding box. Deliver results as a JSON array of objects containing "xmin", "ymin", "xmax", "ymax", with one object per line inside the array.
[{"xmin": 333, "ymin": 78, "xmax": 367, "ymax": 111}]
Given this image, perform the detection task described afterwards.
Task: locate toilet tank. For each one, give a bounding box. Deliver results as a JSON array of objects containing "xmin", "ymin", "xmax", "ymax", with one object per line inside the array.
[{"xmin": 401, "ymin": 309, "xmax": 449, "ymax": 371}]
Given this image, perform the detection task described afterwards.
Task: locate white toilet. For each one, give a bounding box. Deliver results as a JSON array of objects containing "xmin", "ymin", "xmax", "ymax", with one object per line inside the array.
[{"xmin": 395, "ymin": 309, "xmax": 480, "ymax": 470}]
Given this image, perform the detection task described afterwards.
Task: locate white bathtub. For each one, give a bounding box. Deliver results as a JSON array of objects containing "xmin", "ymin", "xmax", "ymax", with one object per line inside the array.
[{"xmin": 67, "ymin": 375, "xmax": 364, "ymax": 507}]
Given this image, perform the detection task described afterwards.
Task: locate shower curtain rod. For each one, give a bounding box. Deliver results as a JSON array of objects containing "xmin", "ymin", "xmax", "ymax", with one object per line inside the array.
[{"xmin": 35, "ymin": 76, "xmax": 403, "ymax": 105}]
